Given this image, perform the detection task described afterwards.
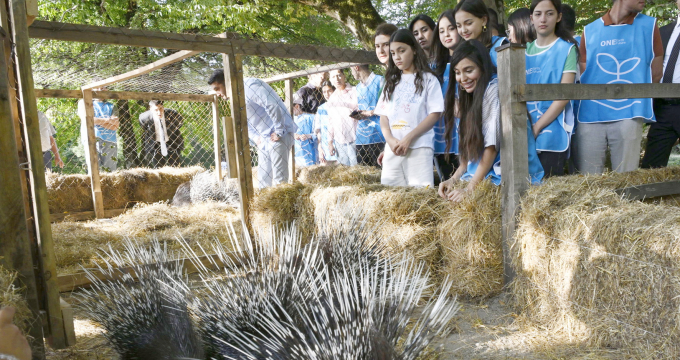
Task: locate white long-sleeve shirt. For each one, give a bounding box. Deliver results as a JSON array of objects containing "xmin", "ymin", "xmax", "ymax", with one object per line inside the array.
[{"xmin": 244, "ymin": 78, "xmax": 297, "ymax": 143}]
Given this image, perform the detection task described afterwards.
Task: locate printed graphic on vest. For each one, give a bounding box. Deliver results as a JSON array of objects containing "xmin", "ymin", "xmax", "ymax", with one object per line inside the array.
[{"xmin": 593, "ymin": 53, "xmax": 642, "ymax": 110}]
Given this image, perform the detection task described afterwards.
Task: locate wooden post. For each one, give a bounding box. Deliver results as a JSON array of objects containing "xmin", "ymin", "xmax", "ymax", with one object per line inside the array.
[
  {"xmin": 223, "ymin": 52, "xmax": 253, "ymax": 231},
  {"xmin": 222, "ymin": 114, "xmax": 238, "ymax": 179},
  {"xmin": 0, "ymin": 23, "xmax": 45, "ymax": 356},
  {"xmin": 284, "ymin": 79, "xmax": 296, "ymax": 183},
  {"xmin": 212, "ymin": 96, "xmax": 223, "ymax": 180},
  {"xmin": 9, "ymin": 0, "xmax": 67, "ymax": 349},
  {"xmin": 497, "ymin": 44, "xmax": 528, "ymax": 286},
  {"xmin": 81, "ymin": 89, "xmax": 105, "ymax": 218}
]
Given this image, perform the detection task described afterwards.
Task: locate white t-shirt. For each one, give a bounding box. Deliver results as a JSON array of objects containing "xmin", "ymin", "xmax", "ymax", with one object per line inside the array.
[
  {"xmin": 39, "ymin": 111, "xmax": 56, "ymax": 152},
  {"xmin": 374, "ymin": 72, "xmax": 444, "ymax": 149}
]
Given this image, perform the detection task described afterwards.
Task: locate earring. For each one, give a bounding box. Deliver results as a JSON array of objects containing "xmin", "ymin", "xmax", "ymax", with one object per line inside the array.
[{"xmin": 483, "ymin": 25, "xmax": 488, "ymax": 32}]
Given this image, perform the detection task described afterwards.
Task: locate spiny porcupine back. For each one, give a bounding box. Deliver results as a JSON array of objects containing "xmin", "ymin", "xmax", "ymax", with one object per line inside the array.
[
  {"xmin": 75, "ymin": 239, "xmax": 204, "ymax": 360},
  {"xmin": 189, "ymin": 170, "xmax": 239, "ymax": 205},
  {"xmin": 172, "ymin": 181, "xmax": 192, "ymax": 206}
]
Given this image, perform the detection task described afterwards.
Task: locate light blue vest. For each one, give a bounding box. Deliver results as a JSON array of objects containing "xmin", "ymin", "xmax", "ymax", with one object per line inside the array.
[
  {"xmin": 579, "ymin": 14, "xmax": 656, "ymax": 123},
  {"xmin": 526, "ymin": 39, "xmax": 575, "ymax": 152},
  {"xmin": 93, "ymin": 101, "xmax": 117, "ymax": 142},
  {"xmin": 356, "ymin": 74, "xmax": 386, "ymax": 145},
  {"xmin": 462, "ymin": 119, "xmax": 544, "ymax": 185},
  {"xmin": 315, "ymin": 104, "xmax": 336, "ymax": 162},
  {"xmin": 294, "ymin": 113, "xmax": 317, "ymax": 167},
  {"xmin": 434, "ymin": 63, "xmax": 459, "ymax": 154},
  {"xmin": 489, "ymin": 36, "xmax": 507, "ymax": 68}
]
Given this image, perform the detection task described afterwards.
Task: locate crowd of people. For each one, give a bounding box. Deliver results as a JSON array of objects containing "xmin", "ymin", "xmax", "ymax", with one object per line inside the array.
[{"xmin": 206, "ymin": 0, "xmax": 679, "ymax": 200}]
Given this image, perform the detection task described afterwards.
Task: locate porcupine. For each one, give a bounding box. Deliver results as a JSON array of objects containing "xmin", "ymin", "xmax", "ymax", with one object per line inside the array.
[
  {"xmin": 79, "ymin": 215, "xmax": 459, "ymax": 359},
  {"xmin": 172, "ymin": 170, "xmax": 239, "ymax": 207},
  {"xmin": 74, "ymin": 239, "xmax": 204, "ymax": 360}
]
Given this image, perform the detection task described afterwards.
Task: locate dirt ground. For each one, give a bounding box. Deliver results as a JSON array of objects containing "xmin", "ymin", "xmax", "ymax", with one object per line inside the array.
[{"xmin": 45, "ymin": 293, "xmax": 624, "ymax": 360}]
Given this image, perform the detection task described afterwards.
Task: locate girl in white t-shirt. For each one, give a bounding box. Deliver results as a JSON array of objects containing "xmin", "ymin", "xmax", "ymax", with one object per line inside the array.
[{"xmin": 375, "ymin": 29, "xmax": 445, "ymax": 187}]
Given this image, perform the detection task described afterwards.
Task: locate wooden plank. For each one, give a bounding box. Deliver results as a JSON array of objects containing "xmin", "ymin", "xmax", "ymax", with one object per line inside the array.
[
  {"xmin": 222, "ymin": 115, "xmax": 237, "ymax": 179},
  {"xmin": 50, "ymin": 208, "xmax": 127, "ymax": 223},
  {"xmin": 0, "ymin": 7, "xmax": 45, "ymax": 354},
  {"xmin": 35, "ymin": 89, "xmax": 214, "ymax": 102},
  {"xmin": 10, "ymin": 0, "xmax": 67, "ymax": 349},
  {"xmin": 57, "ymin": 253, "xmax": 231, "ymax": 293},
  {"xmin": 614, "ymin": 180, "xmax": 680, "ymax": 201},
  {"xmin": 264, "ymin": 62, "xmax": 360, "ymax": 83},
  {"xmin": 81, "ymin": 89, "xmax": 105, "ymax": 219},
  {"xmin": 212, "ymin": 96, "xmax": 223, "ymax": 180},
  {"xmin": 497, "ymin": 44, "xmax": 529, "ymax": 286},
  {"xmin": 521, "ymin": 83, "xmax": 680, "ymax": 102},
  {"xmin": 28, "ymin": 21, "xmax": 380, "ymax": 64},
  {"xmin": 285, "ymin": 79, "xmax": 296, "ymax": 183},
  {"xmin": 223, "ymin": 53, "xmax": 253, "ymax": 232},
  {"xmin": 59, "ymin": 298, "xmax": 76, "ymax": 346}
]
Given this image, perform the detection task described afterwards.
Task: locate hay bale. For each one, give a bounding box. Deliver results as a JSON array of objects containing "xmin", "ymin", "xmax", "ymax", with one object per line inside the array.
[
  {"xmin": 297, "ymin": 164, "xmax": 381, "ymax": 186},
  {"xmin": 0, "ymin": 262, "xmax": 31, "ymax": 333},
  {"xmin": 46, "ymin": 166, "xmax": 203, "ymax": 215},
  {"xmin": 439, "ymin": 180, "xmax": 503, "ymax": 300},
  {"xmin": 512, "ymin": 168, "xmax": 680, "ymax": 357},
  {"xmin": 251, "ymin": 182, "xmax": 316, "ymax": 241},
  {"xmin": 51, "ymin": 202, "xmax": 241, "ymax": 275},
  {"xmin": 189, "ymin": 170, "xmax": 239, "ymax": 205}
]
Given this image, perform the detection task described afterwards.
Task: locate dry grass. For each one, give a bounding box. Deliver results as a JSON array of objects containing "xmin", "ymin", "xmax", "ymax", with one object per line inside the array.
[
  {"xmin": 47, "ymin": 166, "xmax": 203, "ymax": 214},
  {"xmin": 251, "ymin": 182, "xmax": 316, "ymax": 241},
  {"xmin": 0, "ymin": 262, "xmax": 31, "ymax": 333},
  {"xmin": 52, "ymin": 201, "xmax": 241, "ymax": 275},
  {"xmin": 511, "ymin": 168, "xmax": 680, "ymax": 358},
  {"xmin": 296, "ymin": 164, "xmax": 382, "ymax": 186}
]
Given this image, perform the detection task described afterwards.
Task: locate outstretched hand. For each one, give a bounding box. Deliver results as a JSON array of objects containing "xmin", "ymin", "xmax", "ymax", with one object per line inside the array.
[{"xmin": 0, "ymin": 307, "xmax": 32, "ymax": 360}]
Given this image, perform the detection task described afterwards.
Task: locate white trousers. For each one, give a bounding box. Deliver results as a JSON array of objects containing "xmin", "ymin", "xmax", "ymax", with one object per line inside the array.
[
  {"xmin": 257, "ymin": 133, "xmax": 294, "ymax": 189},
  {"xmin": 381, "ymin": 145, "xmax": 434, "ymax": 187}
]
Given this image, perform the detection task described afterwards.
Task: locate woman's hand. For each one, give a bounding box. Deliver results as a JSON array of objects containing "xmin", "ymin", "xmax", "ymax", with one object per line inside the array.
[
  {"xmin": 392, "ymin": 134, "xmax": 413, "ymax": 156},
  {"xmin": 377, "ymin": 151, "xmax": 384, "ymax": 166},
  {"xmin": 438, "ymin": 178, "xmax": 456, "ymax": 199},
  {"xmin": 532, "ymin": 123, "xmax": 541, "ymax": 139},
  {"xmin": 329, "ymin": 142, "xmax": 336, "ymax": 156}
]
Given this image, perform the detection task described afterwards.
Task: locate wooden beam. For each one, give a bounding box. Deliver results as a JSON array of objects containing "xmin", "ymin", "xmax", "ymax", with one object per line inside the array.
[
  {"xmin": 497, "ymin": 44, "xmax": 529, "ymax": 286},
  {"xmin": 10, "ymin": 0, "xmax": 67, "ymax": 349},
  {"xmin": 222, "ymin": 115, "xmax": 237, "ymax": 179},
  {"xmin": 614, "ymin": 180, "xmax": 680, "ymax": 201},
  {"xmin": 212, "ymin": 96, "xmax": 223, "ymax": 180},
  {"xmin": 264, "ymin": 62, "xmax": 361, "ymax": 83},
  {"xmin": 81, "ymin": 89, "xmax": 105, "ymax": 220},
  {"xmin": 521, "ymin": 83, "xmax": 680, "ymax": 102},
  {"xmin": 35, "ymin": 89, "xmax": 215, "ymax": 102},
  {"xmin": 284, "ymin": 79, "xmax": 296, "ymax": 183},
  {"xmin": 0, "ymin": 9, "xmax": 45, "ymax": 354},
  {"xmin": 59, "ymin": 298, "xmax": 76, "ymax": 346},
  {"xmin": 223, "ymin": 53, "xmax": 254, "ymax": 233},
  {"xmin": 50, "ymin": 208, "xmax": 127, "ymax": 223},
  {"xmin": 28, "ymin": 21, "xmax": 381, "ymax": 64}
]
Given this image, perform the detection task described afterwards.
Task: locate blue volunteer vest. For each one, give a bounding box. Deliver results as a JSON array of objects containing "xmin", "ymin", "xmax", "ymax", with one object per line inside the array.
[
  {"xmin": 316, "ymin": 104, "xmax": 337, "ymax": 161},
  {"xmin": 461, "ymin": 119, "xmax": 544, "ymax": 185},
  {"xmin": 489, "ymin": 36, "xmax": 507, "ymax": 68},
  {"xmin": 294, "ymin": 113, "xmax": 317, "ymax": 167},
  {"xmin": 93, "ymin": 101, "xmax": 117, "ymax": 142},
  {"xmin": 356, "ymin": 74, "xmax": 386, "ymax": 145},
  {"xmin": 579, "ymin": 14, "xmax": 656, "ymax": 123},
  {"xmin": 525, "ymin": 39, "xmax": 575, "ymax": 152},
  {"xmin": 434, "ymin": 63, "xmax": 459, "ymax": 154}
]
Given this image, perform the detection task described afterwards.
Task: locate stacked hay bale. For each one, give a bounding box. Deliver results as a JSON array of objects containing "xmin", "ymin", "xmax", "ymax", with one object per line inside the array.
[
  {"xmin": 512, "ymin": 168, "xmax": 680, "ymax": 358},
  {"xmin": 0, "ymin": 263, "xmax": 31, "ymax": 333},
  {"xmin": 51, "ymin": 202, "xmax": 242, "ymax": 275},
  {"xmin": 47, "ymin": 166, "xmax": 203, "ymax": 214}
]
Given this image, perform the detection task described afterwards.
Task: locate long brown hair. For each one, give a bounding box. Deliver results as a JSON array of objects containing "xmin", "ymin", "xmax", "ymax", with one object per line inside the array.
[
  {"xmin": 444, "ymin": 40, "xmax": 496, "ymax": 162},
  {"xmin": 382, "ymin": 29, "xmax": 434, "ymax": 102},
  {"xmin": 453, "ymin": 0, "xmax": 493, "ymax": 49}
]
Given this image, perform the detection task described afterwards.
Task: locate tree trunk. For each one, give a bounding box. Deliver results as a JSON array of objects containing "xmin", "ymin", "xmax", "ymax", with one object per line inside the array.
[
  {"xmin": 117, "ymin": 100, "xmax": 138, "ymax": 168},
  {"xmin": 291, "ymin": 0, "xmax": 385, "ymax": 50}
]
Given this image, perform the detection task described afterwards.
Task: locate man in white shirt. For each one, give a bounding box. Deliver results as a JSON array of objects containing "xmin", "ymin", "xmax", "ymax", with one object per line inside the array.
[
  {"xmin": 208, "ymin": 69, "xmax": 297, "ymax": 188},
  {"xmin": 39, "ymin": 110, "xmax": 63, "ymax": 171},
  {"xmin": 642, "ymin": 1, "xmax": 680, "ymax": 168}
]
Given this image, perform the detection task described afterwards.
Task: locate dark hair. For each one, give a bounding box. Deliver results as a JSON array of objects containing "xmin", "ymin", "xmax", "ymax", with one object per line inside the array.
[
  {"xmin": 432, "ymin": 10, "xmax": 458, "ymax": 80},
  {"xmin": 383, "ymin": 29, "xmax": 434, "ymax": 102},
  {"xmin": 409, "ymin": 14, "xmax": 437, "ymax": 60},
  {"xmin": 507, "ymin": 8, "xmax": 536, "ymax": 45},
  {"xmin": 149, "ymin": 100, "xmax": 164, "ymax": 106},
  {"xmin": 487, "ymin": 8, "xmax": 506, "ymax": 36},
  {"xmin": 320, "ymin": 81, "xmax": 335, "ymax": 91},
  {"xmin": 208, "ymin": 69, "xmax": 224, "ymax": 85},
  {"xmin": 560, "ymin": 4, "xmax": 576, "ymax": 34},
  {"xmin": 530, "ymin": 0, "xmax": 579, "ymax": 48},
  {"xmin": 453, "ymin": 0, "xmax": 493, "ymax": 49},
  {"xmin": 357, "ymin": 64, "xmax": 370, "ymax": 72},
  {"xmin": 374, "ymin": 23, "xmax": 398, "ymax": 40},
  {"xmin": 444, "ymin": 40, "xmax": 496, "ymax": 161}
]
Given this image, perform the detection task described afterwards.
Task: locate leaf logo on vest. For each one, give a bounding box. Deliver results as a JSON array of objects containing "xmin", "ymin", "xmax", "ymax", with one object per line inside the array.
[
  {"xmin": 391, "ymin": 119, "xmax": 411, "ymax": 131},
  {"xmin": 593, "ymin": 53, "xmax": 642, "ymax": 110},
  {"xmin": 527, "ymin": 101, "xmax": 552, "ymax": 135},
  {"xmin": 526, "ymin": 67, "xmax": 541, "ymax": 75}
]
